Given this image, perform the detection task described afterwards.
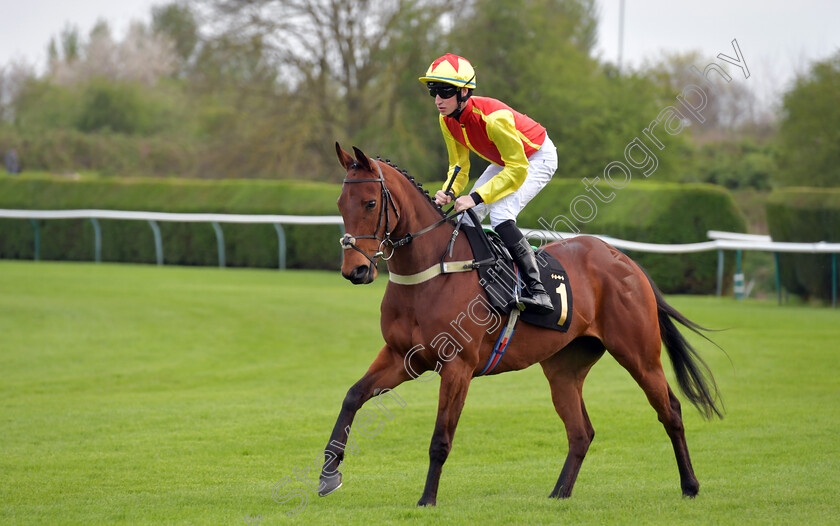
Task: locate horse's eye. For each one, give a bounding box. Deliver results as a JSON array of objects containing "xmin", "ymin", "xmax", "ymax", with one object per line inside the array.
[{"xmin": 365, "ymin": 200, "xmax": 377, "ymax": 210}]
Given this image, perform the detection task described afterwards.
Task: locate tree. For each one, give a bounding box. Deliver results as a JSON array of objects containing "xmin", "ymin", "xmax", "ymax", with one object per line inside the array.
[
  {"xmin": 194, "ymin": 0, "xmax": 455, "ymax": 141},
  {"xmin": 641, "ymin": 51, "xmax": 777, "ymax": 189},
  {"xmin": 188, "ymin": 33, "xmax": 301, "ymax": 178},
  {"xmin": 49, "ymin": 20, "xmax": 177, "ymax": 86},
  {"xmin": 60, "ymin": 25, "xmax": 81, "ymax": 63},
  {"xmin": 0, "ymin": 60, "xmax": 36, "ymax": 123},
  {"xmin": 446, "ymin": 0, "xmax": 688, "ymax": 183},
  {"xmin": 152, "ymin": 2, "xmax": 199, "ymax": 71},
  {"xmin": 16, "ymin": 20, "xmax": 190, "ymax": 136},
  {"xmin": 641, "ymin": 51, "xmax": 769, "ymax": 140},
  {"xmin": 349, "ymin": 1, "xmax": 456, "ymax": 179},
  {"xmin": 775, "ymin": 52, "xmax": 840, "ymax": 188},
  {"xmin": 687, "ymin": 139, "xmax": 773, "ymax": 190}
]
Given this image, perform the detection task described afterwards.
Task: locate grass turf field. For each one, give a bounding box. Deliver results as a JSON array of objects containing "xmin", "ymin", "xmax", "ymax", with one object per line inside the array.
[{"xmin": 1, "ymin": 261, "xmax": 838, "ymax": 525}]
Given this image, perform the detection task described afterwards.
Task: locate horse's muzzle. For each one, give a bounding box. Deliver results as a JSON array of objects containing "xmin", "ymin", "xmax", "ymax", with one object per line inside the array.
[{"xmin": 342, "ymin": 264, "xmax": 375, "ymax": 284}]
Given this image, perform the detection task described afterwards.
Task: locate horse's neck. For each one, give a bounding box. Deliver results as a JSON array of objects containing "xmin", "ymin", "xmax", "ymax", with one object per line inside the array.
[{"xmin": 385, "ymin": 193, "xmax": 465, "ymax": 277}]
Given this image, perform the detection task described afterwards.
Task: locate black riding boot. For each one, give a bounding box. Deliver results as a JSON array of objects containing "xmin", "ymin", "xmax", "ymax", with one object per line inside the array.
[{"xmin": 496, "ymin": 220, "xmax": 554, "ymax": 315}]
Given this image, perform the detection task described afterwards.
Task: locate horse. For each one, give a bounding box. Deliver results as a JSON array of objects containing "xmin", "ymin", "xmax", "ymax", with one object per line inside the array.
[{"xmin": 319, "ymin": 143, "xmax": 723, "ymax": 506}]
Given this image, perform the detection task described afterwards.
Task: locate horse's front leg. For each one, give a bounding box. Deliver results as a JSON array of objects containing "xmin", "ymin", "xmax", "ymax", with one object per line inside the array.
[
  {"xmin": 417, "ymin": 361, "xmax": 473, "ymax": 506},
  {"xmin": 318, "ymin": 345, "xmax": 409, "ymax": 496}
]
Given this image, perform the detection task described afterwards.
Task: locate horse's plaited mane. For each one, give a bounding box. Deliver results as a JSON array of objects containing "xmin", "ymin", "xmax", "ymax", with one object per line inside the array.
[{"xmin": 373, "ymin": 155, "xmax": 447, "ymax": 218}]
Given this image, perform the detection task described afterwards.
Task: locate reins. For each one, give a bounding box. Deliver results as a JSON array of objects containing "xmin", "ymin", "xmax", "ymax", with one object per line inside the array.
[{"xmin": 340, "ymin": 158, "xmax": 459, "ymax": 268}]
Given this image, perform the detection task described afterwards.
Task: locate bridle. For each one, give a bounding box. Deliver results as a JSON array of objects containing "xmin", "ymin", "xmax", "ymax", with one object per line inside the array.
[
  {"xmin": 340, "ymin": 160, "xmax": 401, "ymax": 268},
  {"xmin": 339, "ymin": 159, "xmax": 458, "ymax": 271}
]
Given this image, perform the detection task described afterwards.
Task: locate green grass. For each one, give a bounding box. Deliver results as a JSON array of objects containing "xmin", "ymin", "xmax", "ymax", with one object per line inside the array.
[{"xmin": 1, "ymin": 261, "xmax": 838, "ymax": 525}]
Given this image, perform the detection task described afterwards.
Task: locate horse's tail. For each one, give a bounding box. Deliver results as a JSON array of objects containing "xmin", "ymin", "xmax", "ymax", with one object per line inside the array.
[{"xmin": 643, "ymin": 270, "xmax": 725, "ymax": 420}]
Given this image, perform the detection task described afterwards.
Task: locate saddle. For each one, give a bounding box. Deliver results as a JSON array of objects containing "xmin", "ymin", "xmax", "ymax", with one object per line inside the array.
[{"xmin": 455, "ymin": 210, "xmax": 572, "ymax": 332}]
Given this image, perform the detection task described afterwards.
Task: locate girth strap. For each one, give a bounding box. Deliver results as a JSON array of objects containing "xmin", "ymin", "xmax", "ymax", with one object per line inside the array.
[{"xmin": 388, "ymin": 260, "xmax": 476, "ymax": 285}]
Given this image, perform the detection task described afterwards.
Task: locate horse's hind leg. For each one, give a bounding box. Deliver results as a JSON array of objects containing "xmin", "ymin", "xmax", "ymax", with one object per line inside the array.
[
  {"xmin": 318, "ymin": 344, "xmax": 410, "ymax": 496},
  {"xmin": 663, "ymin": 383, "xmax": 699, "ymax": 497},
  {"xmin": 540, "ymin": 337, "xmax": 605, "ymax": 499},
  {"xmin": 608, "ymin": 344, "xmax": 700, "ymax": 497}
]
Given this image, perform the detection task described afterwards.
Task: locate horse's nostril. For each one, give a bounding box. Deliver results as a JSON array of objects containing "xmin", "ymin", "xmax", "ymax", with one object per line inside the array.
[{"xmin": 344, "ymin": 265, "xmax": 371, "ymax": 284}]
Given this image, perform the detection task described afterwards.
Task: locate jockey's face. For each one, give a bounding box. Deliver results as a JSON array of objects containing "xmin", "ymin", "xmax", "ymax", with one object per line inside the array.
[{"xmin": 435, "ymin": 88, "xmax": 468, "ymax": 116}]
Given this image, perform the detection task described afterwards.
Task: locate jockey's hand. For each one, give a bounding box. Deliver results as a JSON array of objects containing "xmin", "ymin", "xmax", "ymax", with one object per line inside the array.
[
  {"xmin": 454, "ymin": 195, "xmax": 477, "ymax": 212},
  {"xmin": 434, "ymin": 190, "xmax": 452, "ymax": 206}
]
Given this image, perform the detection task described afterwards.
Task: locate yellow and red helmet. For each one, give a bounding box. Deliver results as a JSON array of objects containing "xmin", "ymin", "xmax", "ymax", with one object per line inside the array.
[{"xmin": 418, "ymin": 53, "xmax": 477, "ymax": 89}]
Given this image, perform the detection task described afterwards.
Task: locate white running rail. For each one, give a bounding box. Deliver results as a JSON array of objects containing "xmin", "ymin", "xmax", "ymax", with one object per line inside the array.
[{"xmin": 1, "ymin": 209, "xmax": 837, "ymax": 306}]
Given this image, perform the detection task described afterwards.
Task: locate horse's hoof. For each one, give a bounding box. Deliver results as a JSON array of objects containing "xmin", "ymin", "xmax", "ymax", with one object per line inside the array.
[
  {"xmin": 549, "ymin": 486, "xmax": 572, "ymax": 499},
  {"xmin": 682, "ymin": 480, "xmax": 700, "ymax": 498},
  {"xmin": 416, "ymin": 498, "xmax": 436, "ymax": 507},
  {"xmin": 318, "ymin": 473, "xmax": 342, "ymax": 497}
]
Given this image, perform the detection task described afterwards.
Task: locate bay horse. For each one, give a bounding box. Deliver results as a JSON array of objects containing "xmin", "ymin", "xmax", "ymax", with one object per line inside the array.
[{"xmin": 320, "ymin": 143, "xmax": 723, "ymax": 506}]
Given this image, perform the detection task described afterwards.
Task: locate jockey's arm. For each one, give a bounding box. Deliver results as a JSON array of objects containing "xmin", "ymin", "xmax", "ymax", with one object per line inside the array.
[
  {"xmin": 472, "ymin": 110, "xmax": 530, "ymax": 204},
  {"xmin": 436, "ymin": 117, "xmax": 470, "ymax": 205}
]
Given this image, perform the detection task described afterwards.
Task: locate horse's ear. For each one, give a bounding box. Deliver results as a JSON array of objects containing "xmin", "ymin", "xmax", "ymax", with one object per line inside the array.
[
  {"xmin": 336, "ymin": 142, "xmax": 355, "ymax": 170},
  {"xmin": 352, "ymin": 146, "xmax": 373, "ymax": 172}
]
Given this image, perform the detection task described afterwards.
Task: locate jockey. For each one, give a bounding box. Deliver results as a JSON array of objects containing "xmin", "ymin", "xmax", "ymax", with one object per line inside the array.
[{"xmin": 421, "ymin": 53, "xmax": 556, "ymax": 314}]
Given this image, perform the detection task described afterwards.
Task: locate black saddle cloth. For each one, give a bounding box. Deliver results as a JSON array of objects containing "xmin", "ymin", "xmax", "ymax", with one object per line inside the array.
[{"xmin": 457, "ymin": 213, "xmax": 572, "ymax": 332}]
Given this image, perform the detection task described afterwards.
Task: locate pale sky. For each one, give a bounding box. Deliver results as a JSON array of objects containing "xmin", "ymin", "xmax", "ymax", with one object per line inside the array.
[
  {"xmin": 594, "ymin": 0, "xmax": 839, "ymax": 109},
  {"xmin": 1, "ymin": 0, "xmax": 837, "ymax": 109},
  {"xmin": 1, "ymin": 0, "xmax": 160, "ymax": 68}
]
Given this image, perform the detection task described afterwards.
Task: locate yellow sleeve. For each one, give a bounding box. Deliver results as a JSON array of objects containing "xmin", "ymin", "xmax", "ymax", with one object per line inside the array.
[
  {"xmin": 439, "ymin": 115, "xmax": 471, "ymax": 196},
  {"xmin": 474, "ymin": 109, "xmax": 529, "ymax": 204}
]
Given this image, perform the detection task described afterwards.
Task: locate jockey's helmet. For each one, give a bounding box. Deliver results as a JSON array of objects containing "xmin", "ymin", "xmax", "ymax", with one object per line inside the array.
[{"xmin": 419, "ymin": 54, "xmax": 477, "ymax": 90}]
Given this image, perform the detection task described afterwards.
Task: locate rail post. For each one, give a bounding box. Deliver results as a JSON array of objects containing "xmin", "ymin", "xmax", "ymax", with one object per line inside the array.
[
  {"xmin": 29, "ymin": 219, "xmax": 40, "ymax": 261},
  {"xmin": 90, "ymin": 218, "xmax": 102, "ymax": 263},
  {"xmin": 147, "ymin": 220, "xmax": 163, "ymax": 265},
  {"xmin": 832, "ymin": 253, "xmax": 837, "ymax": 308},
  {"xmin": 273, "ymin": 223, "xmax": 286, "ymax": 270},
  {"xmin": 211, "ymin": 222, "xmax": 225, "ymax": 268},
  {"xmin": 734, "ymin": 249, "xmax": 745, "ymax": 300}
]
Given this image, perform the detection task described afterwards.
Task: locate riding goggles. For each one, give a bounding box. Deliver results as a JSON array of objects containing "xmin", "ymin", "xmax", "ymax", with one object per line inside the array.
[{"xmin": 427, "ymin": 83, "xmax": 459, "ymax": 99}]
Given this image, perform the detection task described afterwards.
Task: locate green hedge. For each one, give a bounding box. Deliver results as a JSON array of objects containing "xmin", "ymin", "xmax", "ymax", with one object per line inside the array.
[
  {"xmin": 1, "ymin": 175, "xmax": 747, "ymax": 293},
  {"xmin": 519, "ymin": 179, "xmax": 747, "ymax": 294},
  {"xmin": 766, "ymin": 188, "xmax": 840, "ymax": 301},
  {"xmin": 0, "ymin": 175, "xmax": 343, "ymax": 269},
  {"xmin": 0, "ymin": 128, "xmax": 199, "ymax": 177}
]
